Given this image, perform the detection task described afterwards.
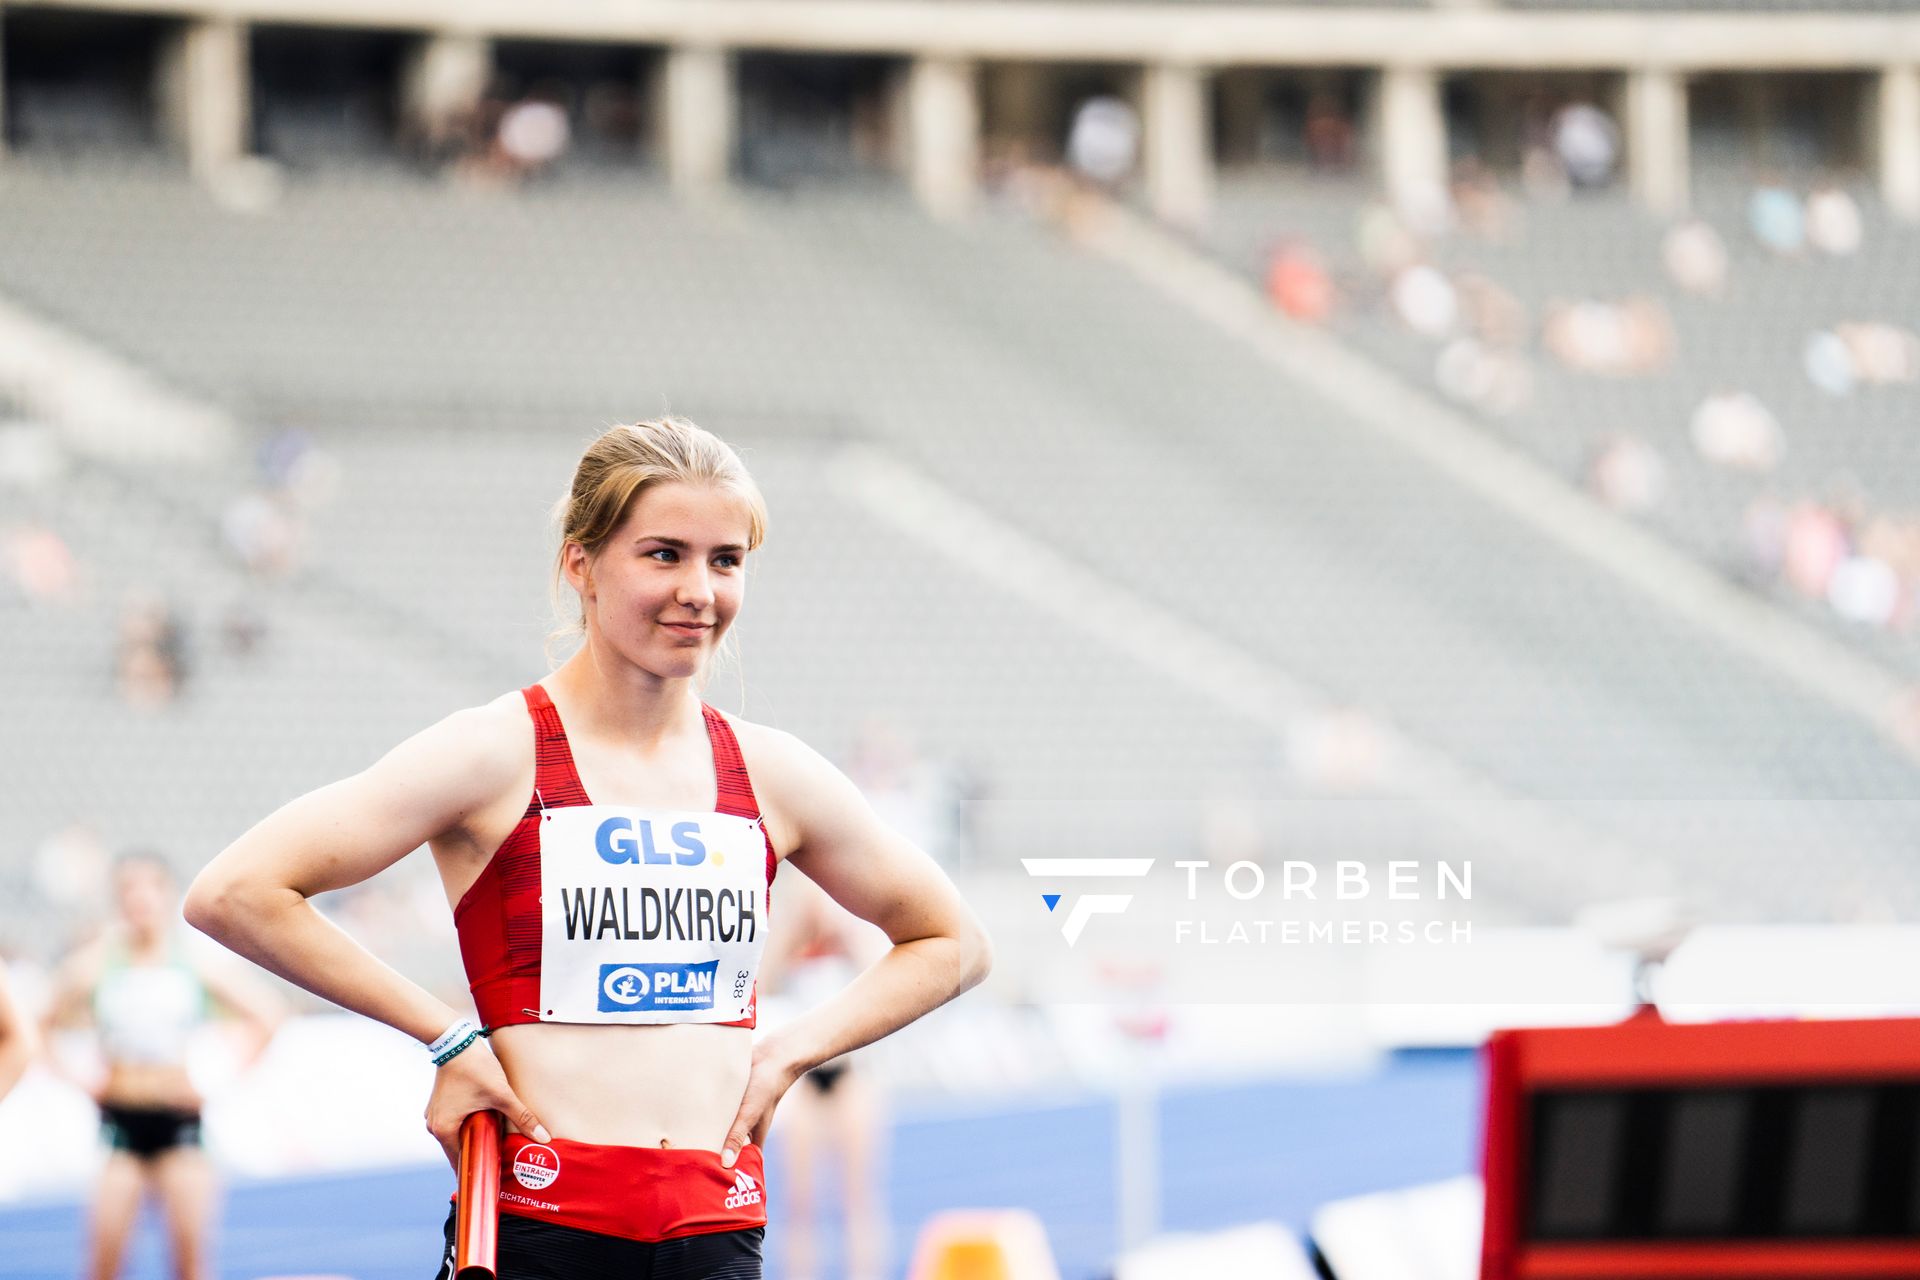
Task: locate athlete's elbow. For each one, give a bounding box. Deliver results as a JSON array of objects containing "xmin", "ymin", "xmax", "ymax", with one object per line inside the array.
[
  {"xmin": 181, "ymin": 868, "xmax": 235, "ymax": 939},
  {"xmin": 183, "ymin": 860, "xmax": 264, "ymax": 943},
  {"xmin": 955, "ymin": 921, "xmax": 994, "ymax": 993}
]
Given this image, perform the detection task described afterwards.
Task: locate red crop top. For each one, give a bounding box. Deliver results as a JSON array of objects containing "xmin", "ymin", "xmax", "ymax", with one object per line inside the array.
[{"xmin": 453, "ymin": 685, "xmax": 776, "ymax": 1030}]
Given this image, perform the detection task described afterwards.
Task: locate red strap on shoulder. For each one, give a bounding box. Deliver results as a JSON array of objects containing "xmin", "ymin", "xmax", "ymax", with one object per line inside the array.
[
  {"xmin": 706, "ymin": 705, "xmax": 775, "ymax": 1016},
  {"xmin": 702, "ymin": 705, "xmax": 759, "ymax": 819},
  {"xmin": 522, "ymin": 685, "xmax": 591, "ymax": 808}
]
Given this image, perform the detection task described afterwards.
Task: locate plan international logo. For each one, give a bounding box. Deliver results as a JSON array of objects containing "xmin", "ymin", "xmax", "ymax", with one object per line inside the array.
[{"xmin": 1021, "ymin": 858, "xmax": 1155, "ymax": 946}]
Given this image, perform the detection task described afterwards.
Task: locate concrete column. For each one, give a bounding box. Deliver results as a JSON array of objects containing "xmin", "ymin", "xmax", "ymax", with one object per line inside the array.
[
  {"xmin": 1142, "ymin": 61, "xmax": 1212, "ymax": 229},
  {"xmin": 1626, "ymin": 67, "xmax": 1690, "ymax": 217},
  {"xmin": 907, "ymin": 55, "xmax": 979, "ymax": 219},
  {"xmin": 401, "ymin": 32, "xmax": 490, "ymax": 154},
  {"xmin": 158, "ymin": 19, "xmax": 250, "ymax": 178},
  {"xmin": 1377, "ymin": 65, "xmax": 1447, "ymax": 221},
  {"xmin": 661, "ymin": 44, "xmax": 734, "ymax": 195},
  {"xmin": 1879, "ymin": 66, "xmax": 1920, "ymax": 221}
]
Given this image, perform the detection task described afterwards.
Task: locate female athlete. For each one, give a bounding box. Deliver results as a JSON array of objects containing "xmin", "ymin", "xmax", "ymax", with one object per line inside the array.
[
  {"xmin": 45, "ymin": 851, "xmax": 284, "ymax": 1280},
  {"xmin": 185, "ymin": 418, "xmax": 994, "ymax": 1278}
]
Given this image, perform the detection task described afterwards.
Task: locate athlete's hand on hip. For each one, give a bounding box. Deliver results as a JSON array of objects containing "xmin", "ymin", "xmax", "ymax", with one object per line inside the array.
[
  {"xmin": 425, "ymin": 1037, "xmax": 551, "ymax": 1169},
  {"xmin": 720, "ymin": 1036, "xmax": 803, "ymax": 1169}
]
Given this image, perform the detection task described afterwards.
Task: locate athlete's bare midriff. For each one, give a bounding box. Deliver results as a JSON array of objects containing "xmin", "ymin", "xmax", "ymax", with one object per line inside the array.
[
  {"xmin": 427, "ymin": 687, "xmax": 775, "ymax": 1153},
  {"xmin": 489, "ymin": 1021, "xmax": 752, "ymax": 1150},
  {"xmin": 102, "ymin": 1061, "xmax": 200, "ymax": 1112}
]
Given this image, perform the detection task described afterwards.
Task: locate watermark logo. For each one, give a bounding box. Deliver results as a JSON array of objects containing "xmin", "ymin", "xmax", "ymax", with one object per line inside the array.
[
  {"xmin": 1024, "ymin": 856, "xmax": 1476, "ymax": 953},
  {"xmin": 1020, "ymin": 858, "xmax": 1155, "ymax": 946}
]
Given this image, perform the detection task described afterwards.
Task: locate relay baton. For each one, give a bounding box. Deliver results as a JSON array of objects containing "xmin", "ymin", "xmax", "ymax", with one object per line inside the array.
[{"xmin": 455, "ymin": 1109, "xmax": 503, "ymax": 1278}]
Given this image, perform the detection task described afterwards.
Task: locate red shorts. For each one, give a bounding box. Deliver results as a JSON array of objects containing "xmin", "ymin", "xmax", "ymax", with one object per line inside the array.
[{"xmin": 492, "ymin": 1133, "xmax": 767, "ymax": 1244}]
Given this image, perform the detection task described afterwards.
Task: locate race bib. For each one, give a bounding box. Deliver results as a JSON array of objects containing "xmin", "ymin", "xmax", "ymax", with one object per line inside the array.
[{"xmin": 537, "ymin": 806, "xmax": 766, "ymax": 1024}]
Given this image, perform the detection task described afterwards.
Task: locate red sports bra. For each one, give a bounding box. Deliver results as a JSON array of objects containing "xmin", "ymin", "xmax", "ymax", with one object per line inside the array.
[{"xmin": 453, "ymin": 685, "xmax": 775, "ymax": 1030}]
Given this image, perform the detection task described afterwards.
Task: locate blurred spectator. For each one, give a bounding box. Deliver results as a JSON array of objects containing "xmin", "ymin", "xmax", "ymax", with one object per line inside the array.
[
  {"xmin": 254, "ymin": 427, "xmax": 341, "ymax": 511},
  {"xmin": 1451, "ymin": 158, "xmax": 1516, "ymax": 241},
  {"xmin": 1741, "ymin": 490, "xmax": 1915, "ymax": 631},
  {"xmin": 1620, "ymin": 296, "xmax": 1676, "ymax": 372},
  {"xmin": 1835, "ymin": 322, "xmax": 1920, "ymax": 385},
  {"xmin": 1264, "ymin": 241, "xmax": 1335, "ymax": 323},
  {"xmin": 1783, "ymin": 500, "xmax": 1847, "ymax": 598},
  {"xmin": 1435, "ymin": 338, "xmax": 1533, "ymax": 416},
  {"xmin": 1521, "ymin": 144, "xmax": 1571, "ymax": 203},
  {"xmin": 1828, "ymin": 552, "xmax": 1900, "ymax": 626},
  {"xmin": 1805, "ymin": 182, "xmax": 1863, "ymax": 257},
  {"xmin": 1355, "ymin": 202, "xmax": 1419, "ymax": 277},
  {"xmin": 1303, "ymin": 91, "xmax": 1356, "ymax": 172},
  {"xmin": 3, "ymin": 520, "xmax": 79, "ymax": 605},
  {"xmin": 32, "ymin": 820, "xmax": 110, "ymax": 913},
  {"xmin": 1518, "ymin": 93, "xmax": 1571, "ymax": 201},
  {"xmin": 1662, "ymin": 218, "xmax": 1728, "ymax": 296},
  {"xmin": 582, "ymin": 80, "xmax": 646, "ymax": 153},
  {"xmin": 1748, "ymin": 181, "xmax": 1806, "ymax": 255},
  {"xmin": 116, "ymin": 595, "xmax": 187, "ymax": 710},
  {"xmin": 1455, "ymin": 273, "xmax": 1529, "ymax": 348},
  {"xmin": 1543, "ymin": 295, "xmax": 1673, "ymax": 375},
  {"xmin": 221, "ymin": 490, "xmax": 302, "ymax": 578},
  {"xmin": 1803, "ymin": 329, "xmax": 1856, "ymax": 397},
  {"xmin": 220, "ymin": 598, "xmax": 269, "ymax": 657},
  {"xmin": 1066, "ymin": 96, "xmax": 1140, "ymax": 188},
  {"xmin": 1690, "ymin": 390, "xmax": 1783, "ymax": 472},
  {"xmin": 257, "ymin": 427, "xmax": 313, "ymax": 489},
  {"xmin": 1861, "ymin": 515, "xmax": 1920, "ymax": 618},
  {"xmin": 1550, "ymin": 101, "xmax": 1621, "ymax": 189},
  {"xmin": 1390, "ymin": 263, "xmax": 1457, "ymax": 338},
  {"xmin": 1587, "ymin": 435, "xmax": 1668, "ymax": 514},
  {"xmin": 496, "ymin": 92, "xmax": 571, "ymax": 180}
]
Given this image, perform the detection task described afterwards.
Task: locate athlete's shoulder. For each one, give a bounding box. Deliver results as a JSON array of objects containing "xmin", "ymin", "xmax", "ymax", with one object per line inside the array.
[
  {"xmin": 377, "ymin": 687, "xmax": 534, "ymax": 796},
  {"xmin": 713, "ymin": 711, "xmax": 811, "ymax": 773},
  {"xmin": 713, "ymin": 712, "xmax": 847, "ymax": 801}
]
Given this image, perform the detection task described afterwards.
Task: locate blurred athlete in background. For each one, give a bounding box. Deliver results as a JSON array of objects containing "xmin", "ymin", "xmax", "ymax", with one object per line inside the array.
[
  {"xmin": 762, "ymin": 869, "xmax": 891, "ymax": 1280},
  {"xmin": 44, "ymin": 851, "xmax": 284, "ymax": 1280}
]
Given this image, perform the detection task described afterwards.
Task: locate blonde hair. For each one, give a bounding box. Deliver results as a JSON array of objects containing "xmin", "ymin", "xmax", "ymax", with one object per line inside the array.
[{"xmin": 548, "ymin": 417, "xmax": 768, "ymax": 666}]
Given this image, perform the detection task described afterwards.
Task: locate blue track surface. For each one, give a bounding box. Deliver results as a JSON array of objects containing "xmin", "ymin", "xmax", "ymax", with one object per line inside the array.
[{"xmin": 3, "ymin": 1050, "xmax": 1480, "ymax": 1280}]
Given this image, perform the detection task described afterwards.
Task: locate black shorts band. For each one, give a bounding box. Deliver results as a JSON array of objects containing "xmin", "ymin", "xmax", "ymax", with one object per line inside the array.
[
  {"xmin": 100, "ymin": 1104, "xmax": 202, "ymax": 1160},
  {"xmin": 804, "ymin": 1061, "xmax": 850, "ymax": 1094},
  {"xmin": 434, "ymin": 1204, "xmax": 764, "ymax": 1280}
]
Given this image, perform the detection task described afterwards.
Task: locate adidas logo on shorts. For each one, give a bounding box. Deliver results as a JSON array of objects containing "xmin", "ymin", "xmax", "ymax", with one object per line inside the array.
[{"xmin": 724, "ymin": 1169, "xmax": 763, "ymax": 1210}]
